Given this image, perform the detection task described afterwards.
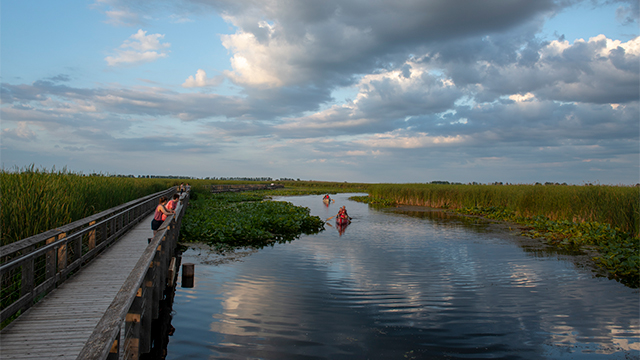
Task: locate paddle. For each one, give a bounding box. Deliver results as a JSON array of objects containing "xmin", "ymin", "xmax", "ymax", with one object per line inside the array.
[{"xmin": 326, "ymin": 216, "xmax": 335, "ymax": 222}]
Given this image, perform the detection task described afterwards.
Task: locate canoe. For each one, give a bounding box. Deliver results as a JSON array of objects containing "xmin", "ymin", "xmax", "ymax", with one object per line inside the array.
[{"xmin": 336, "ymin": 216, "xmax": 350, "ymax": 225}]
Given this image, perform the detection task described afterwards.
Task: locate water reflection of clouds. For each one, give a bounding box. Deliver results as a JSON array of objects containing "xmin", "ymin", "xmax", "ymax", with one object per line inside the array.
[
  {"xmin": 611, "ymin": 331, "xmax": 640, "ymax": 351},
  {"xmin": 507, "ymin": 263, "xmax": 541, "ymax": 288}
]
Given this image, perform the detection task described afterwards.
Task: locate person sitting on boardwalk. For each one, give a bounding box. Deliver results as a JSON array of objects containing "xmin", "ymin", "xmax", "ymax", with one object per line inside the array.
[{"xmin": 151, "ymin": 197, "xmax": 175, "ymax": 236}]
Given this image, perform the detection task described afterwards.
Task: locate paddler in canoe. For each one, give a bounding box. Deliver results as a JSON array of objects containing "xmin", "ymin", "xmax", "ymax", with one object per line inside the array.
[
  {"xmin": 322, "ymin": 194, "xmax": 334, "ymax": 204},
  {"xmin": 335, "ymin": 206, "xmax": 351, "ymax": 225},
  {"xmin": 325, "ymin": 206, "xmax": 351, "ymax": 223}
]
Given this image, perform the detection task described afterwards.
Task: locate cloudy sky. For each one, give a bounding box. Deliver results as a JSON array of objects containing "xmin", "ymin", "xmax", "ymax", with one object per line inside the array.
[{"xmin": 1, "ymin": 0, "xmax": 638, "ymax": 184}]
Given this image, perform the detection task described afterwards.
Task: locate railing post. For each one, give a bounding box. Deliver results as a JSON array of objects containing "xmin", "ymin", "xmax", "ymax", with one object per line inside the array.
[
  {"xmin": 106, "ymin": 329, "xmax": 120, "ymax": 360},
  {"xmin": 20, "ymin": 246, "xmax": 34, "ymax": 298},
  {"xmin": 124, "ymin": 288, "xmax": 143, "ymax": 360},
  {"xmin": 57, "ymin": 233, "xmax": 67, "ymax": 273},
  {"xmin": 88, "ymin": 221, "xmax": 96, "ymax": 251},
  {"xmin": 45, "ymin": 237, "xmax": 56, "ymax": 281},
  {"xmin": 100, "ymin": 221, "xmax": 108, "ymax": 247},
  {"xmin": 140, "ymin": 267, "xmax": 154, "ymax": 353},
  {"xmin": 73, "ymin": 234, "xmax": 82, "ymax": 263},
  {"xmin": 152, "ymin": 244, "xmax": 161, "ymax": 319}
]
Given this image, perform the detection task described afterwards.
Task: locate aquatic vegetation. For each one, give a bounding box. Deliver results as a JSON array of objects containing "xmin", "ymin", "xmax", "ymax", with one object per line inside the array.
[
  {"xmin": 457, "ymin": 206, "xmax": 639, "ymax": 288},
  {"xmin": 180, "ymin": 191, "xmax": 325, "ymax": 249}
]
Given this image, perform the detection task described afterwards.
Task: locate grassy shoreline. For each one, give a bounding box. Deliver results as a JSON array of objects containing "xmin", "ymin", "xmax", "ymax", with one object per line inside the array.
[{"xmin": 364, "ymin": 183, "xmax": 639, "ymax": 235}]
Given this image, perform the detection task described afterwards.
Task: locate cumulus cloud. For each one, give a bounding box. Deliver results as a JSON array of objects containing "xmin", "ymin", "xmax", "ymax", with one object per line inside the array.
[
  {"xmin": 354, "ymin": 130, "xmax": 469, "ymax": 149},
  {"xmin": 213, "ymin": 0, "xmax": 555, "ymax": 89},
  {"xmin": 105, "ymin": 29, "xmax": 170, "ymax": 66},
  {"xmin": 182, "ymin": 69, "xmax": 222, "ymax": 88},
  {"xmin": 2, "ymin": 122, "xmax": 37, "ymax": 141}
]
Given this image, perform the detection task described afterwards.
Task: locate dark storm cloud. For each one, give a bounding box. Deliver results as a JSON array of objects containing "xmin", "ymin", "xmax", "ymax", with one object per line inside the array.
[{"xmin": 214, "ymin": 0, "xmax": 560, "ymax": 92}]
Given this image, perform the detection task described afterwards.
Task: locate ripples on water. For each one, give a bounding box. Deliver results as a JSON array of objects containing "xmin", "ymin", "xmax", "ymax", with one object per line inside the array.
[{"xmin": 166, "ymin": 193, "xmax": 639, "ymax": 359}]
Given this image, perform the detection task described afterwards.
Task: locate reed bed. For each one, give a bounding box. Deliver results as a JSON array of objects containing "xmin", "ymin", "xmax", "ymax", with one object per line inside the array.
[
  {"xmin": 367, "ymin": 183, "xmax": 639, "ymax": 235},
  {"xmin": 1, "ymin": 166, "xmax": 175, "ymax": 246}
]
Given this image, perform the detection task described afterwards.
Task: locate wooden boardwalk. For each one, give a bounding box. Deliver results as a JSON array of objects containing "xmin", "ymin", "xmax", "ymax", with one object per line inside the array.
[{"xmin": 0, "ymin": 214, "xmax": 155, "ymax": 359}]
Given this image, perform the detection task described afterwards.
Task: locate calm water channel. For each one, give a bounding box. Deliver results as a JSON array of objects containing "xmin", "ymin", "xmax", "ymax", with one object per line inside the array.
[{"xmin": 165, "ymin": 193, "xmax": 639, "ymax": 359}]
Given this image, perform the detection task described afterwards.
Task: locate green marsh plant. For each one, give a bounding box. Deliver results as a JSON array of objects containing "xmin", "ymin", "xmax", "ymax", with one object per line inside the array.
[{"xmin": 1, "ymin": 166, "xmax": 174, "ymax": 246}]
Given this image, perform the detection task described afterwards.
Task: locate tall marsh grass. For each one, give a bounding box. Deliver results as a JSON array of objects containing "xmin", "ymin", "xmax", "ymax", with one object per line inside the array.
[
  {"xmin": 368, "ymin": 183, "xmax": 639, "ymax": 235},
  {"xmin": 1, "ymin": 166, "xmax": 175, "ymax": 246}
]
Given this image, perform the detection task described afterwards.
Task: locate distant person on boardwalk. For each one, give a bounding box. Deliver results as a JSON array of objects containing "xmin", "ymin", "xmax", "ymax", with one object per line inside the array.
[
  {"xmin": 151, "ymin": 197, "xmax": 175, "ymax": 236},
  {"xmin": 179, "ymin": 183, "xmax": 185, "ymax": 194}
]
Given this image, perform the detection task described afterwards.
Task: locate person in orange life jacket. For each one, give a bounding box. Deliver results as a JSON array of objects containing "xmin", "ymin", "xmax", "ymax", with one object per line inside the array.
[{"xmin": 151, "ymin": 197, "xmax": 175, "ymax": 236}]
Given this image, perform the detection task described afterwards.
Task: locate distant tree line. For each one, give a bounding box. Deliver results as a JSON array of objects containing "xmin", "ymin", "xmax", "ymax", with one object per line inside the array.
[
  {"xmin": 431, "ymin": 181, "xmax": 573, "ymax": 186},
  {"xmin": 94, "ymin": 174, "xmax": 304, "ymax": 181}
]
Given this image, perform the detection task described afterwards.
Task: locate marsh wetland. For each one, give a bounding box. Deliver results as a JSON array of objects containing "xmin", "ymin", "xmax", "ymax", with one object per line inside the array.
[{"xmin": 166, "ymin": 193, "xmax": 639, "ymax": 359}]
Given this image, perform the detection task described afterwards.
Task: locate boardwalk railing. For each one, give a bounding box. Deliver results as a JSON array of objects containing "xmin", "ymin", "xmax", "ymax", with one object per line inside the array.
[
  {"xmin": 204, "ymin": 183, "xmax": 284, "ymax": 192},
  {"xmin": 77, "ymin": 192, "xmax": 189, "ymax": 360},
  {"xmin": 0, "ymin": 187, "xmax": 176, "ymax": 325}
]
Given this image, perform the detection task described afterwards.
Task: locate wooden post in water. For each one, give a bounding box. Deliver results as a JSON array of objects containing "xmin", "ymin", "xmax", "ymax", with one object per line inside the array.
[{"xmin": 182, "ymin": 263, "xmax": 194, "ymax": 288}]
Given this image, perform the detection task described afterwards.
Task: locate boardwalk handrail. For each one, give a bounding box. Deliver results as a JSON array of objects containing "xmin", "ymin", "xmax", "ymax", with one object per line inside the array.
[
  {"xmin": 77, "ymin": 192, "xmax": 189, "ymax": 360},
  {"xmin": 0, "ymin": 187, "xmax": 176, "ymax": 324}
]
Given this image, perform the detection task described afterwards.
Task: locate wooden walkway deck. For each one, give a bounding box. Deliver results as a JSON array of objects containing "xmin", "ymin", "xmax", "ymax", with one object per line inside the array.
[{"xmin": 0, "ymin": 214, "xmax": 155, "ymax": 359}]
